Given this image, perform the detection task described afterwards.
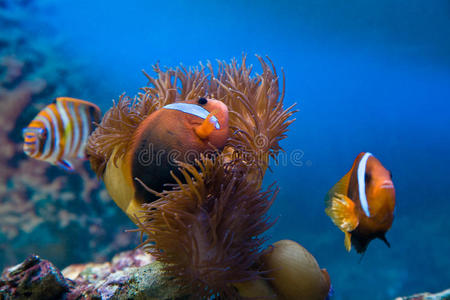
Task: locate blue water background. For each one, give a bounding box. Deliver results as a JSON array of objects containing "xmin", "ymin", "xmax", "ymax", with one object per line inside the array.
[{"xmin": 45, "ymin": 1, "xmax": 450, "ymax": 299}]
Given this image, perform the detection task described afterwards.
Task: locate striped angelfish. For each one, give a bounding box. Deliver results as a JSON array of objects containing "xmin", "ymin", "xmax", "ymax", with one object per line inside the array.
[{"xmin": 22, "ymin": 97, "xmax": 101, "ymax": 171}]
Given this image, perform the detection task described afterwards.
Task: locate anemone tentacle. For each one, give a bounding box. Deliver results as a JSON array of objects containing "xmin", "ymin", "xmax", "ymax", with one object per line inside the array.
[{"xmin": 134, "ymin": 154, "xmax": 278, "ymax": 298}]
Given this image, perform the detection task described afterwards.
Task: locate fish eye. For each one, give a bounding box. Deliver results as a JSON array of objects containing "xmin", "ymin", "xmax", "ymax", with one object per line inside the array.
[
  {"xmin": 365, "ymin": 172, "xmax": 371, "ymax": 184},
  {"xmin": 389, "ymin": 170, "xmax": 393, "ymax": 179},
  {"xmin": 198, "ymin": 97, "xmax": 208, "ymax": 105}
]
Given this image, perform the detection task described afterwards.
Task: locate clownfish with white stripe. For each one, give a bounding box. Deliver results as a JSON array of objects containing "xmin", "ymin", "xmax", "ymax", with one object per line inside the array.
[
  {"xmin": 325, "ymin": 152, "xmax": 395, "ymax": 254},
  {"xmin": 22, "ymin": 97, "xmax": 101, "ymax": 171},
  {"xmin": 126, "ymin": 97, "xmax": 229, "ymax": 205}
]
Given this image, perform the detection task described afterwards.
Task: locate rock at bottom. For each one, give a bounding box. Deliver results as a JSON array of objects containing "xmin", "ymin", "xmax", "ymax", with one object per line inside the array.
[
  {"xmin": 395, "ymin": 288, "xmax": 450, "ymax": 300},
  {"xmin": 0, "ymin": 249, "xmax": 188, "ymax": 300},
  {"xmin": 0, "ymin": 255, "xmax": 69, "ymax": 299}
]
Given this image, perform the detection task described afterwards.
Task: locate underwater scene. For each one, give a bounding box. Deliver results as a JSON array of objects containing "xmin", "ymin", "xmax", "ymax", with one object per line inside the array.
[{"xmin": 1, "ymin": 0, "xmax": 449, "ymax": 299}]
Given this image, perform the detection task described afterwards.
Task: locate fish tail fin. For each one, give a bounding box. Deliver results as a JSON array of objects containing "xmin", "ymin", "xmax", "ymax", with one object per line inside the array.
[
  {"xmin": 325, "ymin": 193, "xmax": 359, "ymax": 251},
  {"xmin": 195, "ymin": 110, "xmax": 218, "ymax": 139},
  {"xmin": 380, "ymin": 234, "xmax": 391, "ymax": 248},
  {"xmin": 358, "ymin": 251, "xmax": 367, "ymax": 263}
]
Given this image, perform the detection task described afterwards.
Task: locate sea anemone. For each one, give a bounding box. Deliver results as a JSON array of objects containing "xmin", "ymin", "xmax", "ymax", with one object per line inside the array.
[
  {"xmin": 208, "ymin": 56, "xmax": 297, "ymax": 186},
  {"xmin": 87, "ymin": 55, "xmax": 296, "ymax": 185},
  {"xmin": 86, "ymin": 56, "xmax": 298, "ymax": 297},
  {"xmin": 134, "ymin": 154, "xmax": 278, "ymax": 298},
  {"xmin": 260, "ymin": 240, "xmax": 331, "ymax": 300},
  {"xmin": 86, "ymin": 95, "xmax": 143, "ymax": 175},
  {"xmin": 233, "ymin": 240, "xmax": 331, "ymax": 300}
]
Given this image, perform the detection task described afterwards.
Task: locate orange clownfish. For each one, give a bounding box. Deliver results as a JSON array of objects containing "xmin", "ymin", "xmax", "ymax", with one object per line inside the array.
[
  {"xmin": 127, "ymin": 97, "xmax": 229, "ymax": 203},
  {"xmin": 325, "ymin": 152, "xmax": 395, "ymax": 253},
  {"xmin": 22, "ymin": 97, "xmax": 101, "ymax": 171}
]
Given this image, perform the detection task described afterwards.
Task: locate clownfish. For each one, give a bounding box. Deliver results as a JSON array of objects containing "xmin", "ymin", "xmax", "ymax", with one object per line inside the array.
[
  {"xmin": 127, "ymin": 97, "xmax": 229, "ymax": 204},
  {"xmin": 23, "ymin": 97, "xmax": 101, "ymax": 171},
  {"xmin": 325, "ymin": 152, "xmax": 395, "ymax": 253}
]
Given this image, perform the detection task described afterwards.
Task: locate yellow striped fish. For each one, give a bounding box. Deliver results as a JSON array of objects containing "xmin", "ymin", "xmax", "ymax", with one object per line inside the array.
[{"xmin": 22, "ymin": 97, "xmax": 101, "ymax": 171}]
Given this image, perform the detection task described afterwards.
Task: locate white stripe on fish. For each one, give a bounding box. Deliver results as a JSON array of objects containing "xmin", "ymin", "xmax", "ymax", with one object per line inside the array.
[
  {"xmin": 163, "ymin": 103, "xmax": 220, "ymax": 129},
  {"xmin": 357, "ymin": 152, "xmax": 372, "ymax": 217}
]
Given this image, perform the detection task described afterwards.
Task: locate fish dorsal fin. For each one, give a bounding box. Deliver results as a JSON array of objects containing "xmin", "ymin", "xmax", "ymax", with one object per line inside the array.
[
  {"xmin": 56, "ymin": 97, "xmax": 101, "ymax": 124},
  {"xmin": 325, "ymin": 193, "xmax": 359, "ymax": 232},
  {"xmin": 56, "ymin": 97, "xmax": 101, "ymax": 111}
]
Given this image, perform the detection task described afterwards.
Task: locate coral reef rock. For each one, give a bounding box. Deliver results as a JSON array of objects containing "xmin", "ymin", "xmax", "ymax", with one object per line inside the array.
[
  {"xmin": 395, "ymin": 288, "xmax": 450, "ymax": 300},
  {"xmin": 0, "ymin": 255, "xmax": 70, "ymax": 299},
  {"xmin": 0, "ymin": 249, "xmax": 189, "ymax": 300}
]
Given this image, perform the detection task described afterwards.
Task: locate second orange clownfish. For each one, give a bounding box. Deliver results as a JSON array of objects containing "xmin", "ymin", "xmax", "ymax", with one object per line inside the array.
[{"xmin": 325, "ymin": 152, "xmax": 395, "ymax": 254}]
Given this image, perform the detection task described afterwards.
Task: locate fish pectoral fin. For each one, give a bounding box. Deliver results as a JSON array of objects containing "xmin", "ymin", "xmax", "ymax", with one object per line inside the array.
[
  {"xmin": 57, "ymin": 159, "xmax": 74, "ymax": 171},
  {"xmin": 325, "ymin": 193, "xmax": 359, "ymax": 233},
  {"xmin": 326, "ymin": 193, "xmax": 358, "ymax": 252},
  {"xmin": 194, "ymin": 110, "xmax": 218, "ymax": 139}
]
